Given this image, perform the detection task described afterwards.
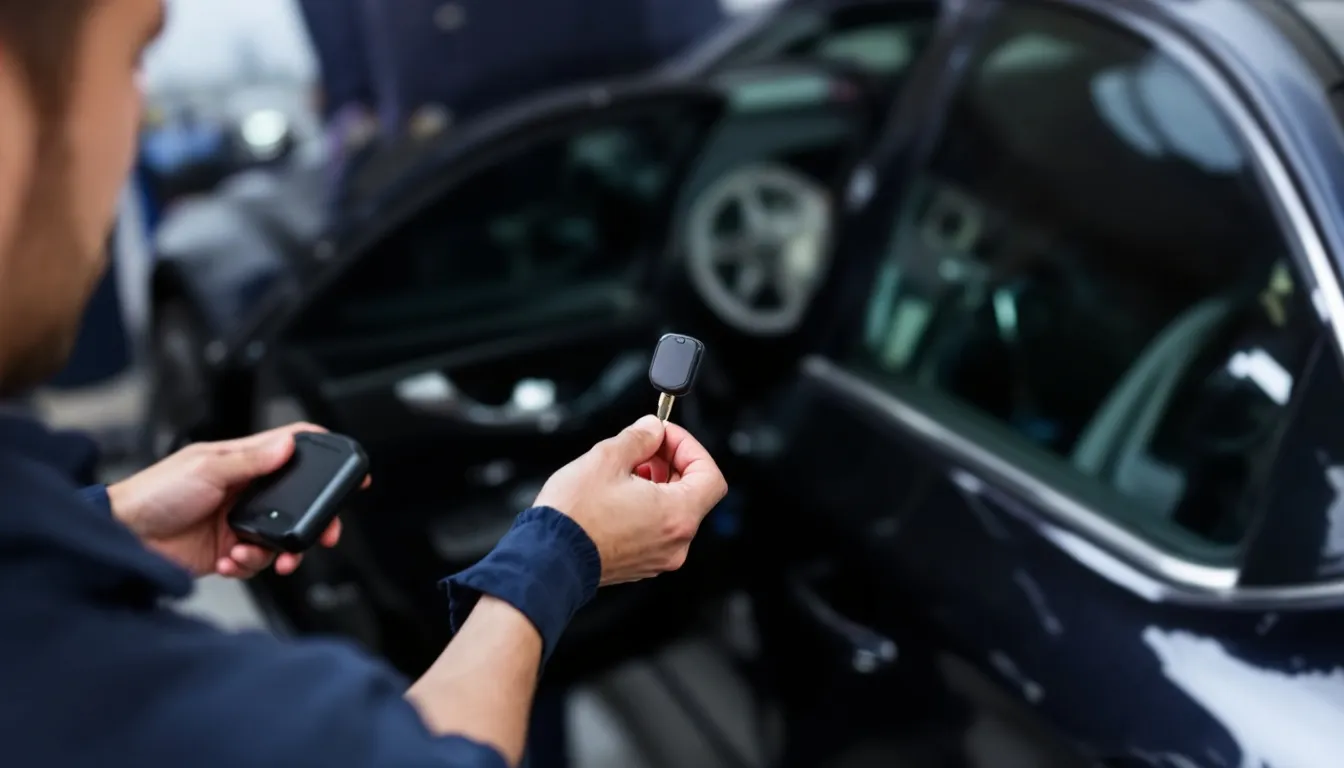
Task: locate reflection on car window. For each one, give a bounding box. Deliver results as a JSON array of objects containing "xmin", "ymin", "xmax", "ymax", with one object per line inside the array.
[
  {"xmin": 299, "ymin": 107, "xmax": 710, "ymax": 339},
  {"xmin": 719, "ymin": 2, "xmax": 937, "ymax": 79},
  {"xmin": 1293, "ymin": 0, "xmax": 1344, "ymax": 61},
  {"xmin": 850, "ymin": 6, "xmax": 1317, "ymax": 557}
]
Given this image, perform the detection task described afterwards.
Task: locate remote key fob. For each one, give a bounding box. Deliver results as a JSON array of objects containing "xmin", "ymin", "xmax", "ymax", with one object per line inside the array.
[
  {"xmin": 649, "ymin": 334, "xmax": 704, "ymax": 422},
  {"xmin": 229, "ymin": 432, "xmax": 368, "ymax": 553}
]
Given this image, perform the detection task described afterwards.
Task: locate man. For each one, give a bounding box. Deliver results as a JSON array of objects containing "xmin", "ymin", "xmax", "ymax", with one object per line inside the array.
[
  {"xmin": 0, "ymin": 3, "xmax": 728, "ymax": 767},
  {"xmin": 296, "ymin": 0, "xmax": 726, "ymax": 187}
]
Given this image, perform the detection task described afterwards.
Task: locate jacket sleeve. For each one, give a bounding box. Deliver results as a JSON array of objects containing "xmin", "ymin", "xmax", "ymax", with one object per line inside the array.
[{"xmin": 23, "ymin": 599, "xmax": 509, "ymax": 768}]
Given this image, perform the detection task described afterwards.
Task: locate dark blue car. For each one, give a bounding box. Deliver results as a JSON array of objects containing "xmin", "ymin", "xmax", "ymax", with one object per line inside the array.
[{"xmin": 144, "ymin": 0, "xmax": 1344, "ymax": 764}]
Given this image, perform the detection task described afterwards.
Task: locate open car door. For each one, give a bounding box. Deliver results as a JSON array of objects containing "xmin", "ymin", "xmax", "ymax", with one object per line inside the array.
[{"xmin": 246, "ymin": 67, "xmax": 875, "ymax": 680}]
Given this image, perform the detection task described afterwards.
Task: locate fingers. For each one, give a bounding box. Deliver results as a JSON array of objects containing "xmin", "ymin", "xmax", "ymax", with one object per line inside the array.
[
  {"xmin": 221, "ymin": 516, "xmax": 340, "ymax": 579},
  {"xmin": 219, "ymin": 422, "xmax": 328, "ymax": 452},
  {"xmin": 658, "ymin": 423, "xmax": 728, "ymax": 512},
  {"xmin": 320, "ymin": 517, "xmax": 343, "ymax": 548},
  {"xmin": 202, "ymin": 429, "xmax": 305, "ymax": 487},
  {"xmin": 195, "ymin": 424, "xmax": 375, "ymax": 493},
  {"xmin": 221, "ymin": 545, "xmax": 276, "ymax": 579},
  {"xmin": 193, "ymin": 422, "xmax": 375, "ymax": 494},
  {"xmin": 274, "ymin": 518, "xmax": 343, "ymax": 575},
  {"xmin": 596, "ymin": 415, "xmax": 666, "ymax": 470},
  {"xmin": 636, "ymin": 458, "xmax": 671, "ymax": 484}
]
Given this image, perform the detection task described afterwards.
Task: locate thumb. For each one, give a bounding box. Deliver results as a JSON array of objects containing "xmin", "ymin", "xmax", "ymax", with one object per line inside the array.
[
  {"xmin": 598, "ymin": 415, "xmax": 666, "ymax": 470},
  {"xmin": 209, "ymin": 433, "xmax": 295, "ymax": 488}
]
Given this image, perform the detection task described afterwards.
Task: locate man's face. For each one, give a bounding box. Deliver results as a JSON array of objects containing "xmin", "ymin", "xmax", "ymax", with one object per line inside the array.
[{"xmin": 0, "ymin": 0, "xmax": 165, "ymax": 394}]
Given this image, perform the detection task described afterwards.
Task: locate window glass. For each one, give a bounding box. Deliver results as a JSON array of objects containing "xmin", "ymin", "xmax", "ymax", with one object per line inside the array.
[
  {"xmin": 296, "ymin": 106, "xmax": 713, "ymax": 340},
  {"xmin": 1292, "ymin": 0, "xmax": 1344, "ymax": 60},
  {"xmin": 718, "ymin": 2, "xmax": 937, "ymax": 79},
  {"xmin": 850, "ymin": 6, "xmax": 1318, "ymax": 556}
]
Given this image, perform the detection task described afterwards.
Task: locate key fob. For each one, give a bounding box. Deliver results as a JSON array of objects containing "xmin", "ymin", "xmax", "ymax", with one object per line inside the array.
[
  {"xmin": 229, "ymin": 432, "xmax": 368, "ymax": 553},
  {"xmin": 649, "ymin": 334, "xmax": 704, "ymax": 397}
]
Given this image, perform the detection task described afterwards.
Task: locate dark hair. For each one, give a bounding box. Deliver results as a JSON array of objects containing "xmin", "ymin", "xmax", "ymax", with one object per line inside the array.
[{"xmin": 0, "ymin": 1, "xmax": 93, "ymax": 118}]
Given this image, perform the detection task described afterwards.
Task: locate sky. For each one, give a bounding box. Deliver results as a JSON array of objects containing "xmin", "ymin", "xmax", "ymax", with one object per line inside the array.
[{"xmin": 141, "ymin": 0, "xmax": 317, "ymax": 93}]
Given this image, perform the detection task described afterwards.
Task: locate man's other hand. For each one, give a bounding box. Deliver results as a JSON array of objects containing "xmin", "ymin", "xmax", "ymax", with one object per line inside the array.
[
  {"xmin": 534, "ymin": 415, "xmax": 729, "ymax": 586},
  {"xmin": 107, "ymin": 423, "xmax": 362, "ymax": 578}
]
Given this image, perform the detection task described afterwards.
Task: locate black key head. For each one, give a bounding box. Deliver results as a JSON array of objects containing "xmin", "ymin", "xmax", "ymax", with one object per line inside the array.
[{"xmin": 649, "ymin": 334, "xmax": 704, "ymax": 397}]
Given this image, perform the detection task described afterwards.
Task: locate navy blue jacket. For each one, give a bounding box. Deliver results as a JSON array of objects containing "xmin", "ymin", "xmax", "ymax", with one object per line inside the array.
[
  {"xmin": 294, "ymin": 0, "xmax": 376, "ymax": 120},
  {"xmin": 0, "ymin": 419, "xmax": 600, "ymax": 767},
  {"xmin": 298, "ymin": 0, "xmax": 725, "ymax": 131}
]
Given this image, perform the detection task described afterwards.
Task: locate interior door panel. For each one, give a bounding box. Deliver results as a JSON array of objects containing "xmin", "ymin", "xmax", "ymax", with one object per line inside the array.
[{"xmin": 295, "ymin": 319, "xmax": 655, "ymax": 445}]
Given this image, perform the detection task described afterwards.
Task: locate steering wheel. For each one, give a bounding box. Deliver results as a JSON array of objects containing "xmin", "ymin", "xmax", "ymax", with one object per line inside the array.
[{"xmin": 685, "ymin": 162, "xmax": 832, "ymax": 337}]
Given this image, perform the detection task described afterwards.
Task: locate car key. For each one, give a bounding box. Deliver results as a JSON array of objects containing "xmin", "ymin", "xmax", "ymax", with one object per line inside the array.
[{"xmin": 649, "ymin": 333, "xmax": 704, "ymax": 422}]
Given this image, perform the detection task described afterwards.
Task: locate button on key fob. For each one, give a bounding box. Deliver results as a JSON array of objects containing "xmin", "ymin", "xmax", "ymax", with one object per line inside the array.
[{"xmin": 649, "ymin": 334, "xmax": 704, "ymax": 422}]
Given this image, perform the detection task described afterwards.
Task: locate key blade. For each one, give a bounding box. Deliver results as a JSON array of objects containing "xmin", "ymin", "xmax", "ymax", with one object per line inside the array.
[{"xmin": 657, "ymin": 392, "xmax": 676, "ymax": 422}]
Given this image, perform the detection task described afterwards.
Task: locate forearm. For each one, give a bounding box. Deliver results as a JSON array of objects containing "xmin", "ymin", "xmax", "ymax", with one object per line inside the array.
[
  {"xmin": 406, "ymin": 597, "xmax": 541, "ymax": 765},
  {"xmin": 415, "ymin": 507, "xmax": 601, "ymax": 764}
]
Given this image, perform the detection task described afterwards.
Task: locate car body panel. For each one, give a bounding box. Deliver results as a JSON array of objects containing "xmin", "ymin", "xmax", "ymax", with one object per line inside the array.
[{"xmin": 794, "ymin": 355, "xmax": 1344, "ymax": 766}]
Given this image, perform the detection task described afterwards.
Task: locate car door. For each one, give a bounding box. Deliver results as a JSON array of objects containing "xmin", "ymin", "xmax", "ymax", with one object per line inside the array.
[
  {"xmin": 771, "ymin": 1, "xmax": 1344, "ymax": 764},
  {"xmin": 248, "ymin": 69, "xmax": 876, "ymax": 680}
]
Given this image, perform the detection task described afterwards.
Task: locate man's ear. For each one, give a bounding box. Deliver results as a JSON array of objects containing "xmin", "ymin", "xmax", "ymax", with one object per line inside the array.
[{"xmin": 0, "ymin": 45, "xmax": 37, "ymax": 262}]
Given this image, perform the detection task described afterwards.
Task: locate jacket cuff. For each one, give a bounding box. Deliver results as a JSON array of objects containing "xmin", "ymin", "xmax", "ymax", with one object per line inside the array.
[
  {"xmin": 443, "ymin": 507, "xmax": 601, "ymax": 664},
  {"xmin": 79, "ymin": 485, "xmax": 113, "ymax": 518}
]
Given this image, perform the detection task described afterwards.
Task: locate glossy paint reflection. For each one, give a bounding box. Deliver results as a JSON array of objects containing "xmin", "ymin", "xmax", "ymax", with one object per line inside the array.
[{"xmin": 1144, "ymin": 626, "xmax": 1344, "ymax": 767}]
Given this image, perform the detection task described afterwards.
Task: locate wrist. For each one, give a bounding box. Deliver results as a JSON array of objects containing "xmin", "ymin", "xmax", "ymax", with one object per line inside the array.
[
  {"xmin": 468, "ymin": 596, "xmax": 540, "ymax": 640},
  {"xmin": 443, "ymin": 506, "xmax": 601, "ymax": 663},
  {"xmin": 104, "ymin": 480, "xmax": 151, "ymax": 541},
  {"xmin": 104, "ymin": 481, "xmax": 135, "ymax": 530}
]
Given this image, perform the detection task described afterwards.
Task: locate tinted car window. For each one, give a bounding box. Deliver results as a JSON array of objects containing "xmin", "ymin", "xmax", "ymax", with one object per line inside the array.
[
  {"xmin": 296, "ymin": 106, "xmax": 712, "ymax": 341},
  {"xmin": 849, "ymin": 6, "xmax": 1317, "ymax": 556}
]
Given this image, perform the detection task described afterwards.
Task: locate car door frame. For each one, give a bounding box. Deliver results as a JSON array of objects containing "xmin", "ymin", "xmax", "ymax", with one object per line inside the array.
[{"xmin": 222, "ymin": 75, "xmax": 727, "ymax": 366}]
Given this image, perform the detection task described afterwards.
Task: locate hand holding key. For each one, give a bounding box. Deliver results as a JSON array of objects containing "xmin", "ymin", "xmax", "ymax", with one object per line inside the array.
[
  {"xmin": 534, "ymin": 415, "xmax": 728, "ymax": 585},
  {"xmin": 534, "ymin": 335, "xmax": 723, "ymax": 585}
]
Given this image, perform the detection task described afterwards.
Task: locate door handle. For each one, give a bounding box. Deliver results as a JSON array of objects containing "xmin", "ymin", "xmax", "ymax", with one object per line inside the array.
[
  {"xmin": 393, "ymin": 351, "xmax": 647, "ymax": 431},
  {"xmin": 787, "ymin": 565, "xmax": 899, "ymax": 675}
]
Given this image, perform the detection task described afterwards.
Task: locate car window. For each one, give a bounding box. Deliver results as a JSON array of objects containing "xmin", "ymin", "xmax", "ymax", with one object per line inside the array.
[
  {"xmin": 1292, "ymin": 0, "xmax": 1344, "ymax": 59},
  {"xmin": 847, "ymin": 5, "xmax": 1318, "ymax": 559},
  {"xmin": 293, "ymin": 105, "xmax": 714, "ymax": 342},
  {"xmin": 717, "ymin": 1, "xmax": 937, "ymax": 79}
]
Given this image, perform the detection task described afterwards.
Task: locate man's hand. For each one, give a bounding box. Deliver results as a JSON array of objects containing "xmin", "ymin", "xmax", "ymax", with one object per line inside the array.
[
  {"xmin": 534, "ymin": 415, "xmax": 728, "ymax": 585},
  {"xmin": 107, "ymin": 423, "xmax": 356, "ymax": 579}
]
